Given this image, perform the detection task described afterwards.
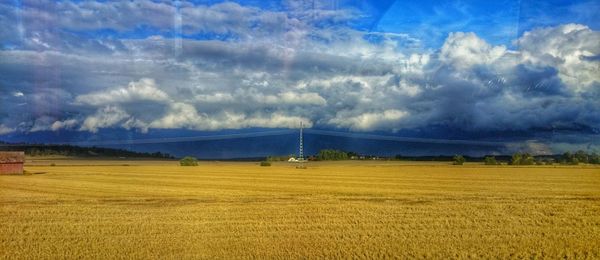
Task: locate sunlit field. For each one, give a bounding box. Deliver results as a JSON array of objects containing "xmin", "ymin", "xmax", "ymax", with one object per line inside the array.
[{"xmin": 1, "ymin": 161, "xmax": 599, "ymax": 259}]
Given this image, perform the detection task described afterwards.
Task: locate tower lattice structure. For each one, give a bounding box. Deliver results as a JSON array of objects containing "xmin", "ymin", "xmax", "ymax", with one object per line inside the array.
[{"xmin": 299, "ymin": 122, "xmax": 304, "ymax": 161}]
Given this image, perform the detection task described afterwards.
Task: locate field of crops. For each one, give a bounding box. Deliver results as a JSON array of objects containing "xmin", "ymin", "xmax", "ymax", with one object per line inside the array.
[{"xmin": 1, "ymin": 161, "xmax": 599, "ymax": 259}]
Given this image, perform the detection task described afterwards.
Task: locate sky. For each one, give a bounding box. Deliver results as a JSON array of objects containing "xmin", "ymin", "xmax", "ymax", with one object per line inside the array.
[{"xmin": 0, "ymin": 0, "xmax": 599, "ymax": 157}]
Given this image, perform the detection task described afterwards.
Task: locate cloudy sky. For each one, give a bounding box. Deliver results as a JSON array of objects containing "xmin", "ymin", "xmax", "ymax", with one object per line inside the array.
[{"xmin": 0, "ymin": 0, "xmax": 599, "ymax": 156}]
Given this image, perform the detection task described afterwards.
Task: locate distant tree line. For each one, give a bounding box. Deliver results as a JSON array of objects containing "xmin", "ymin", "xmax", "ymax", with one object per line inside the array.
[
  {"xmin": 559, "ymin": 151, "xmax": 600, "ymax": 165},
  {"xmin": 264, "ymin": 148, "xmax": 600, "ymax": 164},
  {"xmin": 317, "ymin": 149, "xmax": 350, "ymax": 160},
  {"xmin": 0, "ymin": 143, "xmax": 174, "ymax": 159},
  {"xmin": 507, "ymin": 151, "xmax": 600, "ymax": 165},
  {"xmin": 464, "ymin": 151, "xmax": 600, "ymax": 166},
  {"xmin": 267, "ymin": 150, "xmax": 358, "ymax": 161},
  {"xmin": 395, "ymin": 154, "xmax": 479, "ymax": 162}
]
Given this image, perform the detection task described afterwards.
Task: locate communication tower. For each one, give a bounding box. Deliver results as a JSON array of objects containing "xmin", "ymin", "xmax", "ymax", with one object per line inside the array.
[{"xmin": 299, "ymin": 122, "xmax": 304, "ymax": 161}]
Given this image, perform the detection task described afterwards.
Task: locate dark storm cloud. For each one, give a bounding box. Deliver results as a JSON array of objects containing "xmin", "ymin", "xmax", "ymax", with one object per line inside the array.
[{"xmin": 511, "ymin": 65, "xmax": 566, "ymax": 96}]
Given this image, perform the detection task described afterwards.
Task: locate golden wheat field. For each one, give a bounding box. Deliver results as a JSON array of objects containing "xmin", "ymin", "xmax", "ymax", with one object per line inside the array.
[{"xmin": 1, "ymin": 161, "xmax": 599, "ymax": 259}]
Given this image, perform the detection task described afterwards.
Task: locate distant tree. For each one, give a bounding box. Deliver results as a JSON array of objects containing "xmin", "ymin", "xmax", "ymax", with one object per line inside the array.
[
  {"xmin": 510, "ymin": 153, "xmax": 534, "ymax": 165},
  {"xmin": 179, "ymin": 156, "xmax": 199, "ymax": 166},
  {"xmin": 590, "ymin": 153, "xmax": 600, "ymax": 164},
  {"xmin": 260, "ymin": 161, "xmax": 271, "ymax": 166},
  {"xmin": 574, "ymin": 150, "xmax": 589, "ymax": 164},
  {"xmin": 453, "ymin": 155, "xmax": 465, "ymax": 165},
  {"xmin": 484, "ymin": 156, "xmax": 498, "ymax": 165},
  {"xmin": 511, "ymin": 153, "xmax": 522, "ymax": 165},
  {"xmin": 560, "ymin": 152, "xmax": 573, "ymax": 165},
  {"xmin": 521, "ymin": 153, "xmax": 535, "ymax": 165},
  {"xmin": 560, "ymin": 151, "xmax": 584, "ymax": 165},
  {"xmin": 535, "ymin": 160, "xmax": 544, "ymax": 165},
  {"xmin": 571, "ymin": 158, "xmax": 579, "ymax": 165}
]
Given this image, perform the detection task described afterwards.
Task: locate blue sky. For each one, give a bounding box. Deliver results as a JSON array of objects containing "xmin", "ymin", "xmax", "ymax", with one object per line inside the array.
[
  {"xmin": 0, "ymin": 0, "xmax": 599, "ymax": 156},
  {"xmin": 376, "ymin": 0, "xmax": 600, "ymax": 48}
]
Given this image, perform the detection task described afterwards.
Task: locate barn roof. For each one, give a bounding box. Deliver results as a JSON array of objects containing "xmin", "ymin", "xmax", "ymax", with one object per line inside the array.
[{"xmin": 0, "ymin": 152, "xmax": 25, "ymax": 163}]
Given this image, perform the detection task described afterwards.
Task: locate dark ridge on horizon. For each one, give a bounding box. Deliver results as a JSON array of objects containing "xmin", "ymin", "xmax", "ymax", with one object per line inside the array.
[{"xmin": 0, "ymin": 141, "xmax": 174, "ymax": 159}]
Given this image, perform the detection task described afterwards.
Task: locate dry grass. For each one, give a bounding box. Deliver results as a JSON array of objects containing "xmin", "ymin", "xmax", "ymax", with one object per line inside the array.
[{"xmin": 1, "ymin": 161, "xmax": 599, "ymax": 259}]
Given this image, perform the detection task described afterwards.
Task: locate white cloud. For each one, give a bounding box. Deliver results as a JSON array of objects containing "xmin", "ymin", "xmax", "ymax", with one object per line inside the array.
[
  {"xmin": 29, "ymin": 116, "xmax": 56, "ymax": 132},
  {"xmin": 193, "ymin": 91, "xmax": 327, "ymax": 107},
  {"xmin": 72, "ymin": 79, "xmax": 320, "ymax": 132},
  {"xmin": 195, "ymin": 93, "xmax": 235, "ymax": 103},
  {"xmin": 149, "ymin": 102, "xmax": 201, "ymax": 130},
  {"xmin": 0, "ymin": 124, "xmax": 15, "ymax": 135},
  {"xmin": 329, "ymin": 109, "xmax": 409, "ymax": 131},
  {"xmin": 50, "ymin": 119, "xmax": 78, "ymax": 131},
  {"xmin": 516, "ymin": 23, "xmax": 600, "ymax": 92},
  {"xmin": 80, "ymin": 106, "xmax": 143, "ymax": 133},
  {"xmin": 396, "ymin": 79, "xmax": 422, "ymax": 97},
  {"xmin": 76, "ymin": 78, "xmax": 169, "ymax": 106},
  {"xmin": 255, "ymin": 91, "xmax": 327, "ymax": 106},
  {"xmin": 148, "ymin": 102, "xmax": 312, "ymax": 130},
  {"xmin": 440, "ymin": 32, "xmax": 507, "ymax": 69},
  {"xmin": 243, "ymin": 113, "xmax": 313, "ymax": 129}
]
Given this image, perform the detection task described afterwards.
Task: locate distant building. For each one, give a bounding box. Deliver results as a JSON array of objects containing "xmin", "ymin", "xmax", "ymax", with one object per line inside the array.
[{"xmin": 0, "ymin": 152, "xmax": 24, "ymax": 175}]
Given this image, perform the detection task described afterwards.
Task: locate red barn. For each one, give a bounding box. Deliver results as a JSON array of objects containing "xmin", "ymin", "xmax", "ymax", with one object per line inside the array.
[{"xmin": 0, "ymin": 152, "xmax": 24, "ymax": 175}]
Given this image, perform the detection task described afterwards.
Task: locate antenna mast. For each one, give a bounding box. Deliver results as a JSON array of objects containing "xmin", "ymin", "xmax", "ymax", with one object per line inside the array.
[{"xmin": 299, "ymin": 122, "xmax": 304, "ymax": 161}]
